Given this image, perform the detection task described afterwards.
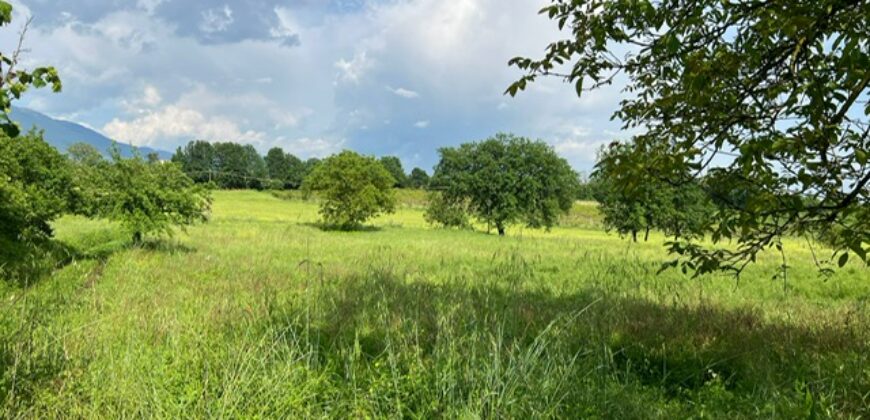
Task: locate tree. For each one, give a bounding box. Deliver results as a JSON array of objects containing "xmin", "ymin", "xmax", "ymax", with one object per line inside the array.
[
  {"xmin": 172, "ymin": 140, "xmax": 215, "ymax": 183},
  {"xmin": 508, "ymin": 0, "xmax": 870, "ymax": 274},
  {"xmin": 211, "ymin": 142, "xmax": 267, "ymax": 189},
  {"xmin": 408, "ymin": 167, "xmax": 430, "ymax": 189},
  {"xmin": 0, "ymin": 130, "xmax": 73, "ymax": 243},
  {"xmin": 67, "ymin": 142, "xmax": 104, "ymax": 166},
  {"xmin": 79, "ymin": 150, "xmax": 212, "ymax": 244},
  {"xmin": 0, "ymin": 2, "xmax": 62, "ymax": 137},
  {"xmin": 264, "ymin": 147, "xmax": 305, "ymax": 189},
  {"xmin": 593, "ymin": 142, "xmax": 713, "ymax": 242},
  {"xmin": 379, "ymin": 156, "xmax": 408, "ymax": 188},
  {"xmin": 431, "ymin": 133, "xmax": 578, "ymax": 236},
  {"xmin": 302, "ymin": 151, "xmax": 396, "ymax": 229}
]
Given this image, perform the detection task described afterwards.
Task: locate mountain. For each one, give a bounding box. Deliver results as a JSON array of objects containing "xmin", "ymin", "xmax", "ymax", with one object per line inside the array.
[{"xmin": 8, "ymin": 107, "xmax": 172, "ymax": 159}]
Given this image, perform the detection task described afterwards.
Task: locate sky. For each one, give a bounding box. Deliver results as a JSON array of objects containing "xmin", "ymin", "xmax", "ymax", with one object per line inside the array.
[{"xmin": 2, "ymin": 0, "xmax": 632, "ymax": 173}]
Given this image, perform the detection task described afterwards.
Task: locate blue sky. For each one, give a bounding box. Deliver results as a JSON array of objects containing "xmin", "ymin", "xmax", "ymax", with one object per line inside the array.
[{"xmin": 4, "ymin": 0, "xmax": 631, "ymax": 172}]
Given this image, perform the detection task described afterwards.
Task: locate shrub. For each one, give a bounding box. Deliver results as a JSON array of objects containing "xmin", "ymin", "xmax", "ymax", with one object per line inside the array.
[{"xmin": 424, "ymin": 192, "xmax": 469, "ymax": 228}]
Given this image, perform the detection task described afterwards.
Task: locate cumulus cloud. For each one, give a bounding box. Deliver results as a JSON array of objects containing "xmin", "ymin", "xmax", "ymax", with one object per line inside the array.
[
  {"xmin": 103, "ymin": 105, "xmax": 265, "ymax": 147},
  {"xmin": 414, "ymin": 120, "xmax": 430, "ymax": 128}
]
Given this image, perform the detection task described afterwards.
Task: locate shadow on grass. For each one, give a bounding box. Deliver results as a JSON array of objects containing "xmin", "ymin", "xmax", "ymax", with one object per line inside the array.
[
  {"xmin": 299, "ymin": 221, "xmax": 384, "ymax": 232},
  {"xmin": 1, "ymin": 235, "xmax": 196, "ymax": 288},
  {"xmin": 246, "ymin": 269, "xmax": 868, "ymax": 416}
]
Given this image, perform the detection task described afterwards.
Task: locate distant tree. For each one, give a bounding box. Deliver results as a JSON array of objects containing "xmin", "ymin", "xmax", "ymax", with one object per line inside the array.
[
  {"xmin": 67, "ymin": 142, "xmax": 104, "ymax": 166},
  {"xmin": 379, "ymin": 156, "xmax": 408, "ymax": 188},
  {"xmin": 265, "ymin": 147, "xmax": 290, "ymax": 182},
  {"xmin": 424, "ymin": 191, "xmax": 469, "ymax": 229},
  {"xmin": 593, "ymin": 142, "xmax": 714, "ymax": 242},
  {"xmin": 303, "ymin": 157, "xmax": 321, "ymax": 178},
  {"xmin": 284, "ymin": 153, "xmax": 305, "ymax": 188},
  {"xmin": 0, "ymin": 3, "xmax": 62, "ymax": 137},
  {"xmin": 146, "ymin": 152, "xmax": 160, "ymax": 164},
  {"xmin": 172, "ymin": 140, "xmax": 215, "ymax": 183},
  {"xmin": 431, "ymin": 133, "xmax": 578, "ymax": 235},
  {"xmin": 302, "ymin": 151, "xmax": 396, "ymax": 229},
  {"xmin": 79, "ymin": 149, "xmax": 212, "ymax": 244},
  {"xmin": 0, "ymin": 130, "xmax": 74, "ymax": 243},
  {"xmin": 264, "ymin": 147, "xmax": 306, "ymax": 189},
  {"xmin": 408, "ymin": 167, "xmax": 430, "ymax": 189},
  {"xmin": 212, "ymin": 142, "xmax": 266, "ymax": 189},
  {"xmin": 508, "ymin": 0, "xmax": 870, "ymax": 273}
]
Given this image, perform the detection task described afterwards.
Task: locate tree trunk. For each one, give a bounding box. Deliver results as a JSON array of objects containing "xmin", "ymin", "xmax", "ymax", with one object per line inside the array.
[
  {"xmin": 631, "ymin": 230, "xmax": 637, "ymax": 242},
  {"xmin": 644, "ymin": 226, "xmax": 650, "ymax": 242},
  {"xmin": 497, "ymin": 224, "xmax": 505, "ymax": 236},
  {"xmin": 133, "ymin": 231, "xmax": 142, "ymax": 245}
]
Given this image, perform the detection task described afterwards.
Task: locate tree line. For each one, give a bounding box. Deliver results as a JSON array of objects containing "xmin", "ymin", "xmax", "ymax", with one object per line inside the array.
[{"xmin": 171, "ymin": 141, "xmax": 431, "ymax": 190}]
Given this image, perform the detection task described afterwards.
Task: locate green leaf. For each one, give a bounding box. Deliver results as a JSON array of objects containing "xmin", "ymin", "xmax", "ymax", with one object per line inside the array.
[{"xmin": 837, "ymin": 252, "xmax": 849, "ymax": 268}]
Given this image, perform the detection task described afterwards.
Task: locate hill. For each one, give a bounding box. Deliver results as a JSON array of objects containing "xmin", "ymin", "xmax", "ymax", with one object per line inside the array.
[{"xmin": 8, "ymin": 107, "xmax": 172, "ymax": 159}]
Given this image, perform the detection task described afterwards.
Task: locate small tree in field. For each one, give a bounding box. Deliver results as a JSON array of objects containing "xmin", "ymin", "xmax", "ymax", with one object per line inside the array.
[
  {"xmin": 302, "ymin": 151, "xmax": 396, "ymax": 229},
  {"xmin": 79, "ymin": 150, "xmax": 212, "ymax": 244},
  {"xmin": 431, "ymin": 133, "xmax": 578, "ymax": 235},
  {"xmin": 593, "ymin": 142, "xmax": 714, "ymax": 242}
]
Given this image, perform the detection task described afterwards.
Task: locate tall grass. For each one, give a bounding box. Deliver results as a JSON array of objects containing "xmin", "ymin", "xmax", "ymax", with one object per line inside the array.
[{"xmin": 1, "ymin": 190, "xmax": 868, "ymax": 418}]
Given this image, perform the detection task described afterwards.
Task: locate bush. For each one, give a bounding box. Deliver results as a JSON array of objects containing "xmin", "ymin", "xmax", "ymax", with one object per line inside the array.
[
  {"xmin": 0, "ymin": 130, "xmax": 74, "ymax": 243},
  {"xmin": 302, "ymin": 151, "xmax": 396, "ymax": 229},
  {"xmin": 424, "ymin": 192, "xmax": 469, "ymax": 228}
]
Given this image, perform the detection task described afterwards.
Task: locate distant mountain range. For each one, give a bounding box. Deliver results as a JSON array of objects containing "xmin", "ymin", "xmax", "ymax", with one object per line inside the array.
[{"xmin": 9, "ymin": 107, "xmax": 172, "ymax": 159}]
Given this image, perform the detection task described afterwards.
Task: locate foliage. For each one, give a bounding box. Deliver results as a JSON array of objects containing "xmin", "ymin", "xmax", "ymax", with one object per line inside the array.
[
  {"xmin": 302, "ymin": 151, "xmax": 396, "ymax": 229},
  {"xmin": 265, "ymin": 147, "xmax": 305, "ymax": 189},
  {"xmin": 77, "ymin": 150, "xmax": 212, "ymax": 243},
  {"xmin": 423, "ymin": 191, "xmax": 469, "ymax": 228},
  {"xmin": 66, "ymin": 142, "xmax": 104, "ymax": 166},
  {"xmin": 408, "ymin": 167, "xmax": 430, "ymax": 189},
  {"xmin": 172, "ymin": 140, "xmax": 216, "ymax": 183},
  {"xmin": 0, "ymin": 1, "xmax": 62, "ymax": 137},
  {"xmin": 0, "ymin": 130, "xmax": 73, "ymax": 243},
  {"xmin": 508, "ymin": 0, "xmax": 870, "ymax": 274},
  {"xmin": 593, "ymin": 142, "xmax": 714, "ymax": 242},
  {"xmin": 431, "ymin": 133, "xmax": 578, "ymax": 235},
  {"xmin": 379, "ymin": 156, "xmax": 408, "ymax": 188}
]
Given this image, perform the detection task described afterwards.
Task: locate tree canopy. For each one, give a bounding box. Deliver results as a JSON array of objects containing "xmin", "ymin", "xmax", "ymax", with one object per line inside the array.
[
  {"xmin": 508, "ymin": 0, "xmax": 870, "ymax": 274},
  {"xmin": 0, "ymin": 130, "xmax": 73, "ymax": 243},
  {"xmin": 431, "ymin": 133, "xmax": 578, "ymax": 235},
  {"xmin": 408, "ymin": 167, "xmax": 431, "ymax": 189},
  {"xmin": 379, "ymin": 156, "xmax": 408, "ymax": 188},
  {"xmin": 77, "ymin": 150, "xmax": 212, "ymax": 243},
  {"xmin": 302, "ymin": 151, "xmax": 396, "ymax": 229}
]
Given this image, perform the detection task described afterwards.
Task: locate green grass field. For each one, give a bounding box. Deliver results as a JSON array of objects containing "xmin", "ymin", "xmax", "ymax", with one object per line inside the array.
[{"xmin": 2, "ymin": 190, "xmax": 868, "ymax": 418}]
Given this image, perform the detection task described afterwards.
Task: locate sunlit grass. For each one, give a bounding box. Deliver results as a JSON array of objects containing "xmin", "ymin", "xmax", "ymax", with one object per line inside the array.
[{"xmin": 2, "ymin": 190, "xmax": 868, "ymax": 417}]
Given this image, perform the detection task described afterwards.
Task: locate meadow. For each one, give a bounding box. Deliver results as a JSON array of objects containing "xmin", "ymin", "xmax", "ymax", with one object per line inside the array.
[{"xmin": 1, "ymin": 190, "xmax": 868, "ymax": 418}]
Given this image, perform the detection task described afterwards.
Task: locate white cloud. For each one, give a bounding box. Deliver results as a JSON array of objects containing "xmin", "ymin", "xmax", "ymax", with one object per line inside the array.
[
  {"xmin": 414, "ymin": 120, "xmax": 430, "ymax": 128},
  {"xmin": 388, "ymin": 86, "xmax": 419, "ymax": 98},
  {"xmin": 200, "ymin": 5, "xmax": 234, "ymax": 34},
  {"xmin": 103, "ymin": 105, "xmax": 265, "ymax": 147},
  {"xmin": 335, "ymin": 51, "xmax": 373, "ymax": 84}
]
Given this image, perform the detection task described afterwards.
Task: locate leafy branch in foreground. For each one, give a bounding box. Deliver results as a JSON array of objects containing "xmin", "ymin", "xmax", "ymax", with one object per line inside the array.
[
  {"xmin": 0, "ymin": 1, "xmax": 61, "ymax": 137},
  {"xmin": 509, "ymin": 0, "xmax": 870, "ymax": 275}
]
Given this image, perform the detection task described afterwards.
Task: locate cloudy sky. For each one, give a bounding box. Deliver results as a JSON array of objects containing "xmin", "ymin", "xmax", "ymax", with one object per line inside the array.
[{"xmin": 3, "ymin": 0, "xmax": 630, "ymax": 172}]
